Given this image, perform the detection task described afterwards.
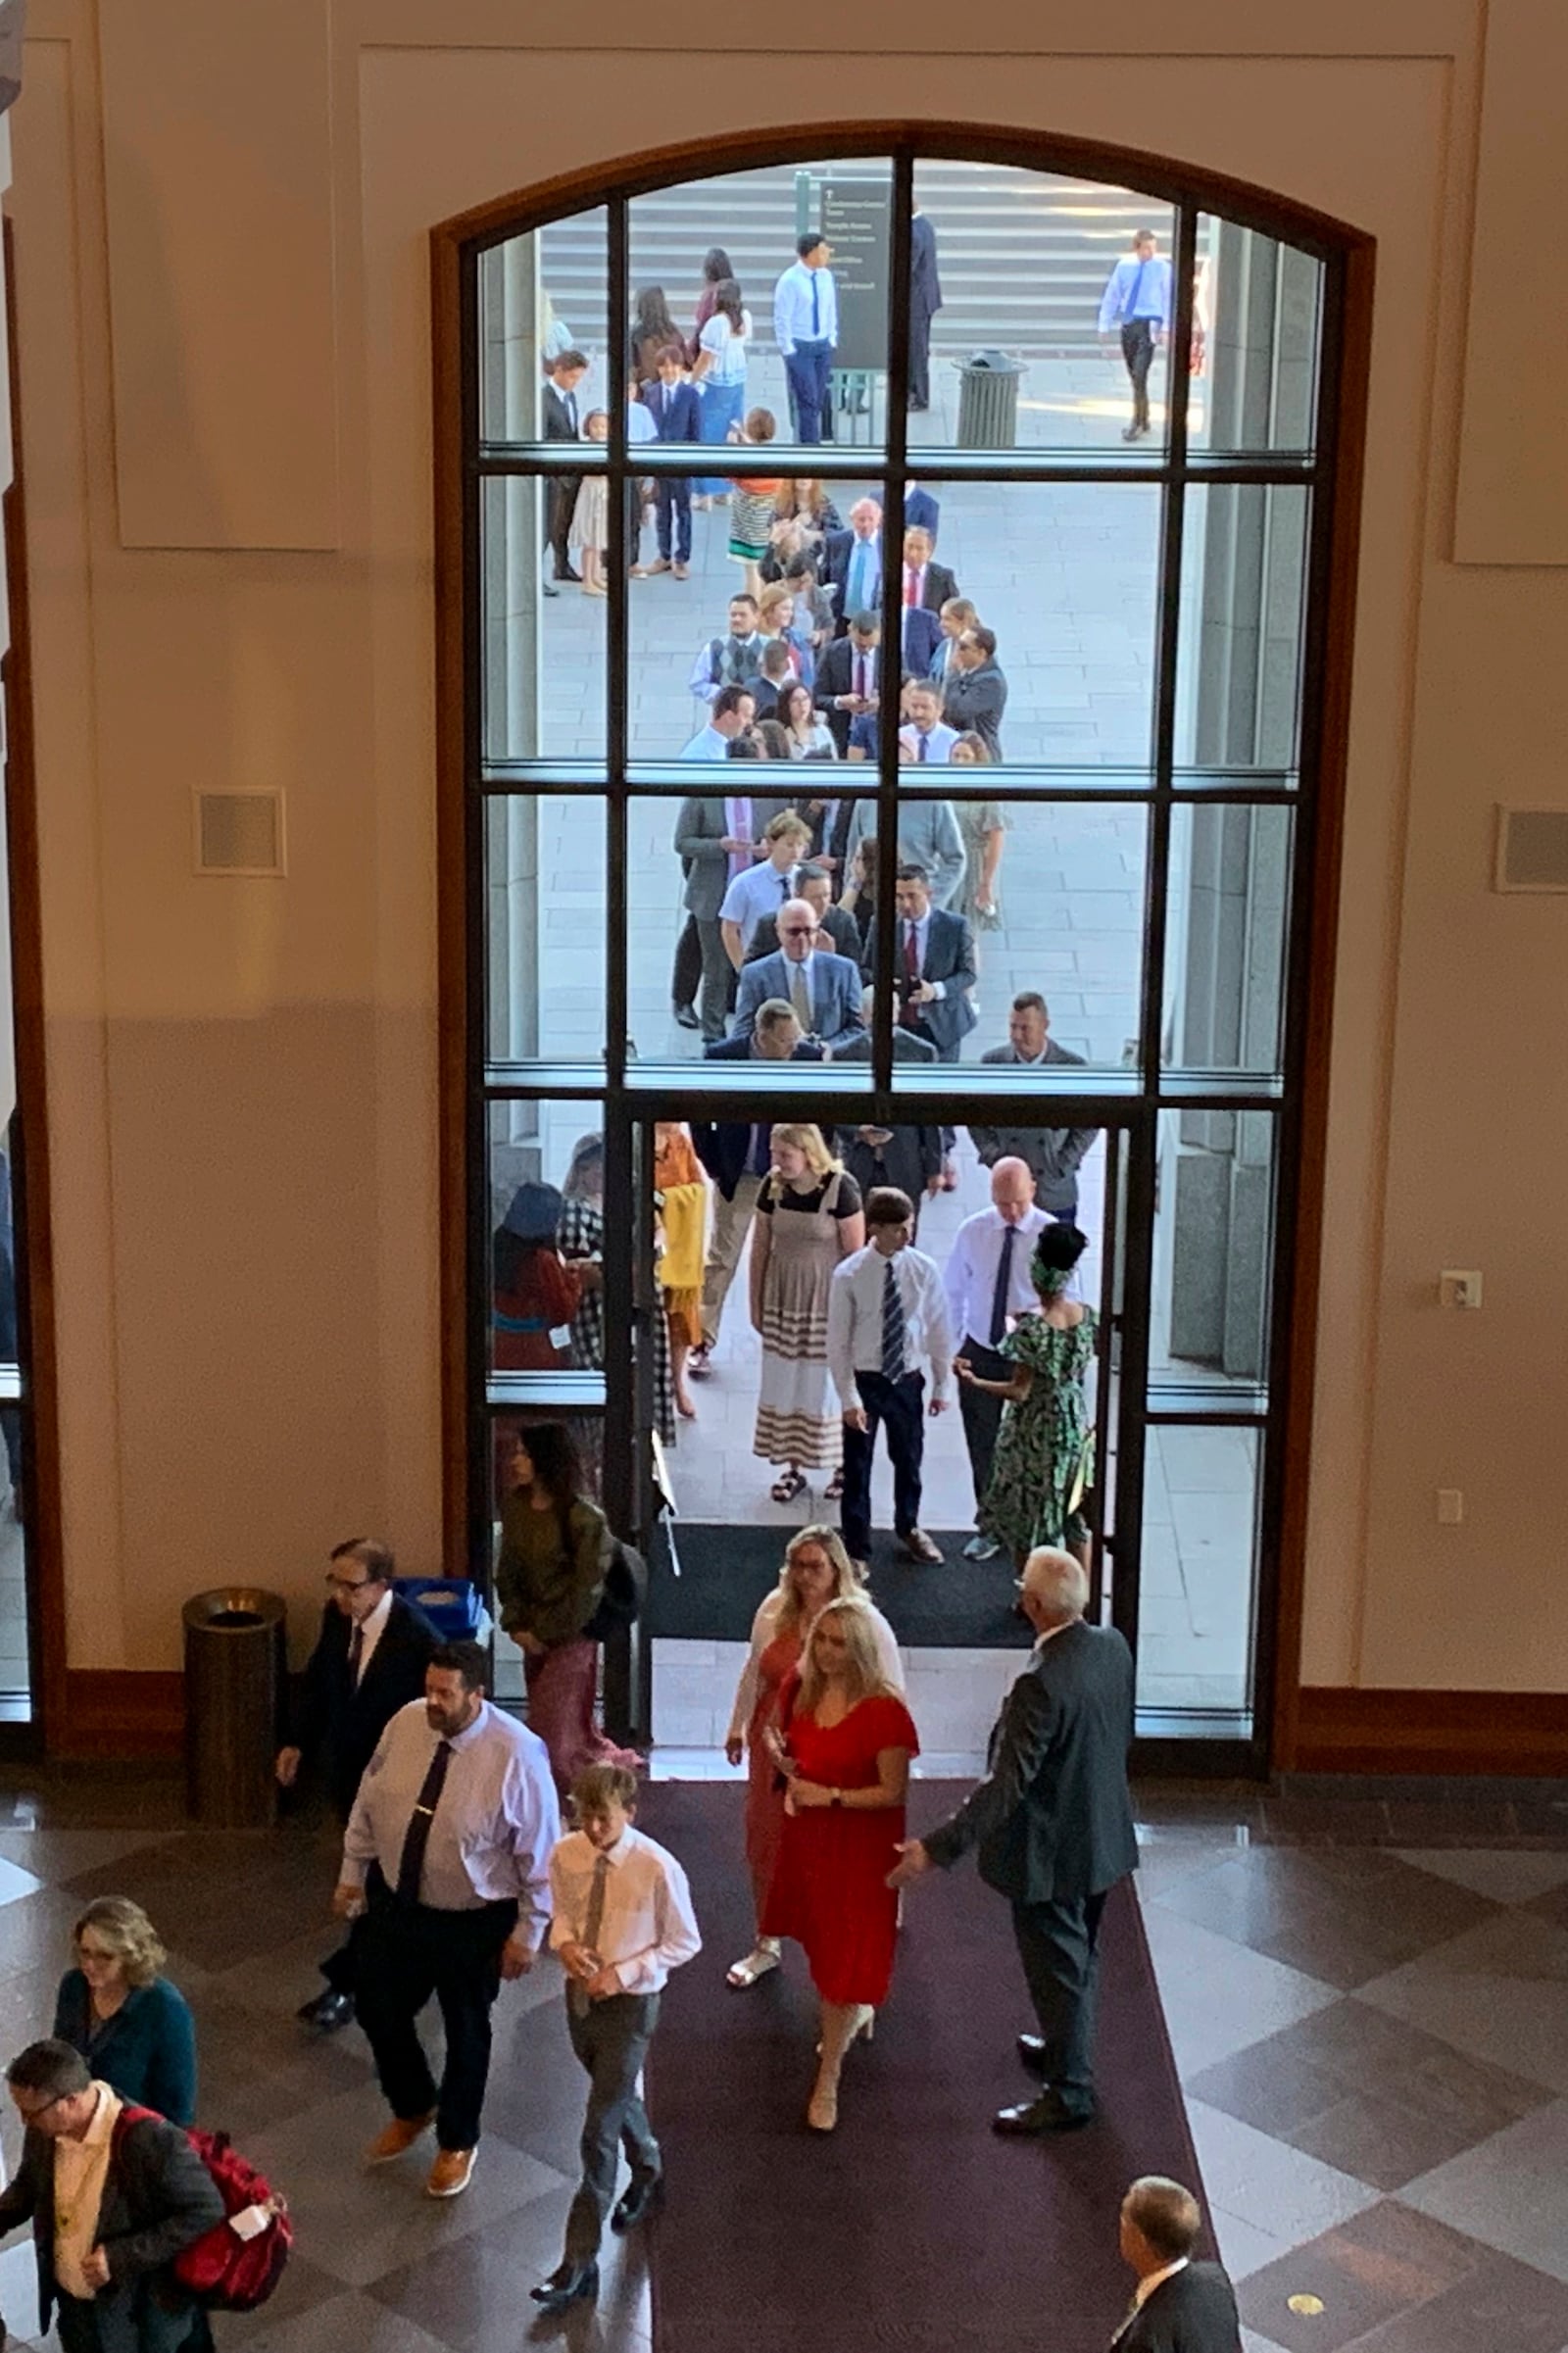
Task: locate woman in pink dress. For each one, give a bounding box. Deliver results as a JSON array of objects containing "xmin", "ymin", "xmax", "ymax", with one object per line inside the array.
[
  {"xmin": 762, "ymin": 1598, "xmax": 920, "ymax": 2132},
  {"xmin": 723, "ymin": 1528, "xmax": 901, "ymax": 1988}
]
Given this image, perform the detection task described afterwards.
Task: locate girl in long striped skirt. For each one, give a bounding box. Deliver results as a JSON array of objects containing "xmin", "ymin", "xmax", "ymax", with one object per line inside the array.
[{"xmin": 748, "ymin": 1124, "xmax": 864, "ymax": 1507}]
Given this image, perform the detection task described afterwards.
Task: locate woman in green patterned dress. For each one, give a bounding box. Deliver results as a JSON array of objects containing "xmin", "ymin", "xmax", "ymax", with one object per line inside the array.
[{"xmin": 955, "ymin": 1221, "xmax": 1097, "ymax": 1572}]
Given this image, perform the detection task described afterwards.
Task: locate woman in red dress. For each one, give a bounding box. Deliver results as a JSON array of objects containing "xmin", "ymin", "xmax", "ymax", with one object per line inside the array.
[
  {"xmin": 722, "ymin": 1529, "xmax": 903, "ymax": 1989},
  {"xmin": 762, "ymin": 1597, "xmax": 920, "ymax": 2132}
]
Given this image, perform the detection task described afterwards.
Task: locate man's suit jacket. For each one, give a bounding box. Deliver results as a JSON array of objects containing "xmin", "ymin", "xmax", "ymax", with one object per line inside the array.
[
  {"xmin": 902, "ymin": 605, "xmax": 944, "ymax": 678},
  {"xmin": 835, "ymin": 1121, "xmax": 943, "ymax": 1205},
  {"xmin": 923, "ymin": 1620, "xmax": 1138, "ymax": 1905},
  {"xmin": 814, "ymin": 636, "xmax": 882, "ymax": 753},
  {"xmin": 0, "ymin": 2107, "xmax": 225, "ymax": 2353},
  {"xmin": 833, "ymin": 1027, "xmax": 940, "ymax": 1065},
  {"xmin": 864, "ymin": 908, "xmax": 978, "ymax": 1059},
  {"xmin": 295, "ymin": 1593, "xmax": 439, "ymax": 1820},
  {"xmin": 673, "ymin": 796, "xmax": 789, "ymax": 920},
  {"xmin": 732, "ymin": 948, "xmax": 865, "ymax": 1054},
  {"xmin": 906, "ymin": 486, "xmax": 941, "ymax": 542},
  {"xmin": 906, "ymin": 558, "xmax": 959, "ymax": 613},
  {"xmin": 542, "ymin": 380, "xmax": 579, "ymax": 446},
  {"xmin": 940, "ymin": 658, "xmax": 1008, "ymax": 756},
  {"xmin": 823, "ymin": 530, "xmax": 885, "ymax": 633},
  {"xmin": 690, "ymin": 1036, "xmax": 824, "ymax": 1200},
  {"xmin": 969, "ymin": 1040, "xmax": 1100, "ymax": 1215},
  {"xmin": 641, "ymin": 379, "xmax": 702, "ymax": 445},
  {"xmin": 910, "ymin": 215, "xmax": 943, "ymax": 322},
  {"xmin": 1119, "ymin": 2262, "xmax": 1242, "ymax": 2353},
  {"xmin": 748, "ymin": 903, "xmax": 860, "ymax": 964}
]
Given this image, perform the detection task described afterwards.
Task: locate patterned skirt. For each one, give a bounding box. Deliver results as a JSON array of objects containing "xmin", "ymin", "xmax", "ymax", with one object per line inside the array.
[{"xmin": 752, "ymin": 1209, "xmax": 843, "ymax": 1468}]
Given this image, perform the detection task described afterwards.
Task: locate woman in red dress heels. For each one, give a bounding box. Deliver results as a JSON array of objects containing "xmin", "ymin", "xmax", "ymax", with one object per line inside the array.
[{"xmin": 762, "ymin": 1597, "xmax": 920, "ymax": 2132}]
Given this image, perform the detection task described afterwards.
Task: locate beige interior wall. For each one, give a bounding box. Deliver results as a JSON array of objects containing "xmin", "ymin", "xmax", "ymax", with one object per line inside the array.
[{"xmin": 7, "ymin": 0, "xmax": 1564, "ymax": 1693}]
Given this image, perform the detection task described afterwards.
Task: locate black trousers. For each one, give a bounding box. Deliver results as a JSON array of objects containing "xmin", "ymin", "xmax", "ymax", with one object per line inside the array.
[
  {"xmin": 320, "ymin": 1907, "xmax": 368, "ymax": 1995},
  {"xmin": 1011, "ymin": 1887, "xmax": 1108, "ymax": 2114},
  {"xmin": 547, "ymin": 473, "xmax": 576, "ymax": 574},
  {"xmin": 355, "ymin": 1883, "xmax": 518, "ymax": 2152},
  {"xmin": 1120, "ymin": 319, "xmax": 1155, "ymax": 430},
  {"xmin": 956, "ymin": 1336, "xmax": 1008, "ymax": 1524},
  {"xmin": 564, "ymin": 1990, "xmax": 662, "ymax": 2263},
  {"xmin": 909, "ymin": 311, "xmax": 934, "ymax": 408},
  {"xmin": 840, "ymin": 1369, "xmax": 925, "ymax": 1559}
]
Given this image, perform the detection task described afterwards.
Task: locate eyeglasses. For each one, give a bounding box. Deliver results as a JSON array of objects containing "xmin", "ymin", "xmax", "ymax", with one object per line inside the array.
[
  {"xmin": 782, "ymin": 924, "xmax": 818, "ymax": 938},
  {"xmin": 14, "ymin": 2091, "xmax": 66, "ymax": 2124},
  {"xmin": 325, "ymin": 1574, "xmax": 372, "ymax": 1593}
]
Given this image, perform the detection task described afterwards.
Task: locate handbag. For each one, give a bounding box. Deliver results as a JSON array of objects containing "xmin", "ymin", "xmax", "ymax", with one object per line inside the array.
[{"xmin": 584, "ymin": 1537, "xmax": 644, "ymax": 1642}]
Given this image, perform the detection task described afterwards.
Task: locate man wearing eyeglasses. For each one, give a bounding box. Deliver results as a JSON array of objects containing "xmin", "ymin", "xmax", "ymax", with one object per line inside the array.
[
  {"xmin": 0, "ymin": 2037, "xmax": 223, "ymax": 2353},
  {"xmin": 276, "ymin": 1540, "xmax": 438, "ymax": 2035},
  {"xmin": 730, "ymin": 895, "xmax": 866, "ymax": 1055}
]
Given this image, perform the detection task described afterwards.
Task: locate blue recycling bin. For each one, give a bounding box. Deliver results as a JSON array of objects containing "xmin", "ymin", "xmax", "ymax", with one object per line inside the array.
[{"xmin": 393, "ymin": 1577, "xmax": 483, "ymax": 1642}]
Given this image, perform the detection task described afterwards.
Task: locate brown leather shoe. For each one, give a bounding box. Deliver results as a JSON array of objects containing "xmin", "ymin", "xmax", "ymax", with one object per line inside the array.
[
  {"xmin": 425, "ymin": 2146, "xmax": 476, "ymax": 2198},
  {"xmin": 899, "ymin": 1527, "xmax": 945, "ymax": 1564},
  {"xmin": 365, "ymin": 2111, "xmax": 436, "ymax": 2165}
]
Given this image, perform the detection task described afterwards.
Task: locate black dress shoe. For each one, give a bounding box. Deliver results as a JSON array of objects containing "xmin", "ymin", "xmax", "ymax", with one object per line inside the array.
[
  {"xmin": 1017, "ymin": 2033, "xmax": 1051, "ymax": 2079},
  {"xmin": 612, "ymin": 2172, "xmax": 664, "ymax": 2231},
  {"xmin": 541, "ymin": 581, "xmax": 560, "ymax": 597},
  {"xmin": 672, "ymin": 1004, "xmax": 701, "ymax": 1031},
  {"xmin": 994, "ymin": 2094, "xmax": 1095, "ymax": 2135},
  {"xmin": 296, "ymin": 1989, "xmax": 355, "ymax": 2034},
  {"xmin": 557, "ymin": 566, "xmax": 583, "ymax": 584},
  {"xmin": 531, "ymin": 2260, "xmax": 599, "ymax": 2314}
]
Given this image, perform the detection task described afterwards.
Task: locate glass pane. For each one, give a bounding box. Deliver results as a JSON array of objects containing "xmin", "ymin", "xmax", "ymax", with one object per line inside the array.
[
  {"xmin": 628, "ymin": 160, "xmax": 892, "ymax": 461},
  {"xmin": 899, "ymin": 479, "xmax": 1162, "ymax": 769},
  {"xmin": 906, "ymin": 164, "xmax": 1176, "ymax": 452},
  {"xmin": 479, "ymin": 207, "xmax": 610, "ymax": 444},
  {"xmin": 1162, "ymin": 803, "xmax": 1292, "ymax": 1076},
  {"xmin": 485, "ymin": 797, "xmax": 607, "ymax": 1064},
  {"xmin": 1187, "ymin": 218, "xmax": 1321, "ymax": 455},
  {"xmin": 1138, "ymin": 1425, "xmax": 1259, "ymax": 1723},
  {"xmin": 1152, "ymin": 1105, "xmax": 1276, "ymax": 1396},
  {"xmin": 488, "ymin": 1412, "xmax": 606, "ymax": 1701},
  {"xmin": 487, "ymin": 1102, "xmax": 612, "ymax": 1376},
  {"xmin": 481, "ymin": 476, "xmax": 607, "ymax": 763},
  {"xmin": 1174, "ymin": 483, "xmax": 1310, "ymax": 772},
  {"xmin": 884, "ymin": 796, "xmax": 1148, "ymax": 1067}
]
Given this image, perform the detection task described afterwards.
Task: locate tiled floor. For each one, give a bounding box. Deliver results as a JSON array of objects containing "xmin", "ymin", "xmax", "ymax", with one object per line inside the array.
[{"xmin": 0, "ymin": 1769, "xmax": 1565, "ymax": 2351}]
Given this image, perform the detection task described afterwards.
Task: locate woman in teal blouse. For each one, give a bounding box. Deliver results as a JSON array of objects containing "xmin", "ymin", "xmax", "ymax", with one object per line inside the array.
[{"xmin": 52, "ymin": 1894, "xmax": 198, "ymax": 2126}]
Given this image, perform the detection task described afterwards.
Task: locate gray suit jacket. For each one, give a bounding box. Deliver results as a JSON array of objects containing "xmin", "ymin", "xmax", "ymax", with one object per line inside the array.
[
  {"xmin": 674, "ymin": 796, "xmax": 788, "ymax": 920},
  {"xmin": 1119, "ymin": 2262, "xmax": 1242, "ymax": 2352},
  {"xmin": 969, "ymin": 1040, "xmax": 1100, "ymax": 1214},
  {"xmin": 923, "ymin": 1620, "xmax": 1138, "ymax": 1905}
]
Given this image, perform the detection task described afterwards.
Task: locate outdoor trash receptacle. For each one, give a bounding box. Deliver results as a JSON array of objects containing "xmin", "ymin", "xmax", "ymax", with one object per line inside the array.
[
  {"xmin": 182, "ymin": 1588, "xmax": 287, "ymax": 1829},
  {"xmin": 956, "ymin": 350, "xmax": 1022, "ymax": 449}
]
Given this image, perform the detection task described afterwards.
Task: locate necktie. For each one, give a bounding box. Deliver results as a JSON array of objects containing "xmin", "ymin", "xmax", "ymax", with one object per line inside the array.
[
  {"xmin": 917, "ymin": 731, "xmax": 928, "ymax": 762},
  {"xmin": 1126, "ymin": 260, "xmax": 1148, "ymax": 319},
  {"xmin": 791, "ymin": 960, "xmax": 812, "ymax": 1029},
  {"xmin": 855, "ymin": 653, "xmax": 867, "ymax": 702},
  {"xmin": 348, "ymin": 1624, "xmax": 365, "ymax": 1687},
  {"xmin": 567, "ymin": 391, "xmax": 577, "ymax": 432},
  {"xmin": 989, "ymin": 1224, "xmax": 1017, "ymax": 1347},
  {"xmin": 905, "ymin": 568, "xmax": 918, "ymax": 608},
  {"xmin": 810, "ymin": 270, "xmax": 820, "ymax": 337},
  {"xmin": 904, "ymin": 923, "xmax": 921, "ymax": 991},
  {"xmin": 570, "ymin": 1851, "xmax": 612, "ymax": 2017},
  {"xmin": 395, "ymin": 1739, "xmax": 453, "ymax": 1905},
  {"xmin": 881, "ymin": 1258, "xmax": 906, "ymax": 1382},
  {"xmin": 850, "ymin": 545, "xmax": 866, "ymax": 613}
]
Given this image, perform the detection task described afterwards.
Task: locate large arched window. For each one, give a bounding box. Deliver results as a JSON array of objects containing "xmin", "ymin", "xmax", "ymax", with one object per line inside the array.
[{"xmin": 434, "ymin": 131, "xmax": 1368, "ymax": 1771}]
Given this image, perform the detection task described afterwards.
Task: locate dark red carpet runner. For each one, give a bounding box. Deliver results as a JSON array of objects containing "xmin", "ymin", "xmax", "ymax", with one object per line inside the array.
[{"xmin": 641, "ymin": 1780, "xmax": 1211, "ymax": 2353}]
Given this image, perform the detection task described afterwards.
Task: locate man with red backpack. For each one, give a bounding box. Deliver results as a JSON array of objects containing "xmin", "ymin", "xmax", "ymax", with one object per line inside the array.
[{"xmin": 0, "ymin": 2038, "xmax": 224, "ymax": 2352}]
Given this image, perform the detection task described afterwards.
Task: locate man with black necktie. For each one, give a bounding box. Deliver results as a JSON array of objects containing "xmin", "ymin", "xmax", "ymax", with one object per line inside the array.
[
  {"xmin": 337, "ymin": 1642, "xmax": 560, "ymax": 2201},
  {"xmin": 1098, "ymin": 229, "xmax": 1173, "ymax": 443},
  {"xmin": 1112, "ymin": 2177, "xmax": 1242, "ymax": 2351},
  {"xmin": 277, "ymin": 1538, "xmax": 438, "ymax": 2034},
  {"xmin": 542, "ymin": 349, "xmax": 590, "ymax": 591},
  {"xmin": 827, "ymin": 1187, "xmax": 953, "ymax": 1565},
  {"xmin": 942, "ymin": 1158, "xmax": 1051, "ymax": 1560},
  {"xmin": 815, "ymin": 611, "xmax": 882, "ymax": 755}
]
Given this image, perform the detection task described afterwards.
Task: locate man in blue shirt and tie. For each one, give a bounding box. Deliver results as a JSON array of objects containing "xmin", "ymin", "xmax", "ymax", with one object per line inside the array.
[
  {"xmin": 773, "ymin": 232, "xmax": 838, "ymax": 446},
  {"xmin": 1097, "ymin": 228, "xmax": 1172, "ymax": 442}
]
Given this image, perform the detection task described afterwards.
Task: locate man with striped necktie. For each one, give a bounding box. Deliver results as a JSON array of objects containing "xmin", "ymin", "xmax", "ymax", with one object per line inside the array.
[{"xmin": 827, "ymin": 1186, "xmax": 955, "ymax": 1566}]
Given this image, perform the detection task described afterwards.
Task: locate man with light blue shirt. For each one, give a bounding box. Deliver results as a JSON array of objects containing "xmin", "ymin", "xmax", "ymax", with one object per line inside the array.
[
  {"xmin": 774, "ymin": 232, "xmax": 838, "ymax": 445},
  {"xmin": 898, "ymin": 680, "xmax": 960, "ymax": 769},
  {"xmin": 680, "ymin": 682, "xmax": 756, "ymax": 760},
  {"xmin": 1098, "ymin": 228, "xmax": 1172, "ymax": 442}
]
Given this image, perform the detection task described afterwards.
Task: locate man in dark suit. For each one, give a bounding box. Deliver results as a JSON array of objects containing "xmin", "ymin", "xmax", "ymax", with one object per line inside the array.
[
  {"xmin": 833, "ymin": 988, "xmax": 947, "ymax": 1228},
  {"xmin": 542, "ymin": 349, "xmax": 589, "ymax": 593},
  {"xmin": 891, "ymin": 1549, "xmax": 1138, "ymax": 2132},
  {"xmin": 815, "ymin": 613, "xmax": 883, "ymax": 756},
  {"xmin": 747, "ymin": 864, "xmax": 859, "ymax": 964},
  {"xmin": 0, "ymin": 2037, "xmax": 225, "ymax": 2353},
  {"xmin": 941, "ymin": 624, "xmax": 1008, "ymax": 759},
  {"xmin": 864, "ymin": 864, "xmax": 977, "ymax": 1061},
  {"xmin": 1115, "ymin": 2177, "xmax": 1242, "ymax": 2352},
  {"xmin": 899, "ymin": 524, "xmax": 958, "ymax": 617},
  {"xmin": 821, "ymin": 500, "xmax": 885, "ymax": 636},
  {"xmin": 971, "ymin": 991, "xmax": 1101, "ymax": 1221},
  {"xmin": 908, "ymin": 204, "xmax": 944, "ymax": 413},
  {"xmin": 640, "ymin": 349, "xmax": 702, "ymax": 578},
  {"xmin": 277, "ymin": 1538, "xmax": 438, "ymax": 2033},
  {"xmin": 688, "ymin": 1006, "xmax": 822, "ymax": 1370}
]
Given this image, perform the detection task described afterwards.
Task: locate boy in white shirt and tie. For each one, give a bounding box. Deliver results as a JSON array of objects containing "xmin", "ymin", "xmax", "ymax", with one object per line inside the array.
[{"xmin": 532, "ymin": 1765, "xmax": 701, "ymax": 2316}]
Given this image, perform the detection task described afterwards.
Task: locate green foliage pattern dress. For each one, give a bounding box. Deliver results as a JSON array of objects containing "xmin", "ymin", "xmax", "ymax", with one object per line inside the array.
[{"xmin": 978, "ymin": 1308, "xmax": 1098, "ymax": 1555}]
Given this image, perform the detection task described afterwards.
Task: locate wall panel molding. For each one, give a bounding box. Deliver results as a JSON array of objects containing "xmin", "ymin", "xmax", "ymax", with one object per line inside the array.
[
  {"xmin": 60, "ymin": 1668, "xmax": 183, "ymax": 1757},
  {"xmin": 1295, "ymin": 1685, "xmax": 1568, "ymax": 1777}
]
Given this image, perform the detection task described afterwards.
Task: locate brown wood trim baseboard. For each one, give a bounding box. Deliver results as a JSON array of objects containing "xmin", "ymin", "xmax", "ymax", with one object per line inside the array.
[
  {"xmin": 60, "ymin": 1671, "xmax": 184, "ymax": 1759},
  {"xmin": 1297, "ymin": 1686, "xmax": 1568, "ymax": 1777}
]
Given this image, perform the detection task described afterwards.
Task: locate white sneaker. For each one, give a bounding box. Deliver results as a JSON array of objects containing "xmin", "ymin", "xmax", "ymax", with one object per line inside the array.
[{"xmin": 962, "ymin": 1533, "xmax": 1001, "ymax": 1561}]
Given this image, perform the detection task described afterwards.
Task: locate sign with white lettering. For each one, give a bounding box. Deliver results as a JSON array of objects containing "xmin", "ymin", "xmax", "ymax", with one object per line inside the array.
[{"xmin": 821, "ymin": 176, "xmax": 890, "ymax": 374}]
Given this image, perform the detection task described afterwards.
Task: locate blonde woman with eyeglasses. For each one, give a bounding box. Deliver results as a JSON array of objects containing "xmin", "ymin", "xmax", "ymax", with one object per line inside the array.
[
  {"xmin": 53, "ymin": 1896, "xmax": 197, "ymax": 2126},
  {"xmin": 760, "ymin": 1596, "xmax": 919, "ymax": 2132},
  {"xmin": 749, "ymin": 1123, "xmax": 864, "ymax": 1504},
  {"xmin": 723, "ymin": 1527, "xmax": 903, "ymax": 1989}
]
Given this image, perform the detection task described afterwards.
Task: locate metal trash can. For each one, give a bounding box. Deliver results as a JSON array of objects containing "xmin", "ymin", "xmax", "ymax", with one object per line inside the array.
[
  {"xmin": 956, "ymin": 350, "xmax": 1022, "ymax": 450},
  {"xmin": 182, "ymin": 1588, "xmax": 287, "ymax": 1829}
]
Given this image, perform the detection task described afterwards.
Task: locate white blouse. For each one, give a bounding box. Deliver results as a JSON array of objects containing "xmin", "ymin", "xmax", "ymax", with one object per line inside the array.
[
  {"xmin": 727, "ymin": 1587, "xmax": 905, "ymax": 1742},
  {"xmin": 786, "ymin": 723, "xmax": 838, "ymax": 760},
  {"xmin": 699, "ymin": 310, "xmax": 752, "ymax": 386}
]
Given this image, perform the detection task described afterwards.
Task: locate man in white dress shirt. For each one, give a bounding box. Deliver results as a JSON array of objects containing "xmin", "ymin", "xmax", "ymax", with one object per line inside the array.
[
  {"xmin": 943, "ymin": 1157, "xmax": 1051, "ymax": 1560},
  {"xmin": 680, "ymin": 681, "xmax": 756, "ymax": 761},
  {"xmin": 718, "ymin": 809, "xmax": 811, "ymax": 967},
  {"xmin": 773, "ymin": 231, "xmax": 838, "ymax": 445},
  {"xmin": 337, "ymin": 1641, "xmax": 561, "ymax": 2201},
  {"xmin": 899, "ymin": 680, "xmax": 959, "ymax": 766},
  {"xmin": 828, "ymin": 1186, "xmax": 954, "ymax": 1565},
  {"xmin": 532, "ymin": 1763, "xmax": 701, "ymax": 2316}
]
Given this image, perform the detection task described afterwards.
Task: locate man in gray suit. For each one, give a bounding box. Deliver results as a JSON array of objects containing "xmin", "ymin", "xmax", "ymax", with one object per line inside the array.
[
  {"xmin": 969, "ymin": 991, "xmax": 1101, "ymax": 1221},
  {"xmin": 1115, "ymin": 2178, "xmax": 1242, "ymax": 2352},
  {"xmin": 891, "ymin": 1548, "xmax": 1137, "ymax": 2133},
  {"xmin": 732, "ymin": 899, "xmax": 866, "ymax": 1054},
  {"xmin": 671, "ymin": 779, "xmax": 786, "ymax": 1042}
]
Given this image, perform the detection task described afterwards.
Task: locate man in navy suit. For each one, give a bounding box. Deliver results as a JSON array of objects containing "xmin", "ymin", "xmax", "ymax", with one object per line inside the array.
[
  {"xmin": 278, "ymin": 1538, "xmax": 438, "ymax": 2033},
  {"xmin": 542, "ymin": 348, "xmax": 590, "ymax": 593},
  {"xmin": 908, "ymin": 204, "xmax": 943, "ymax": 413},
  {"xmin": 688, "ymin": 1004, "xmax": 823, "ymax": 1370},
  {"xmin": 822, "ymin": 499, "xmax": 885, "ymax": 635},
  {"xmin": 641, "ymin": 349, "xmax": 702, "ymax": 578},
  {"xmin": 865, "ymin": 864, "xmax": 977, "ymax": 1061},
  {"xmin": 906, "ymin": 484, "xmax": 941, "ymax": 544},
  {"xmin": 1115, "ymin": 2177, "xmax": 1242, "ymax": 2351},
  {"xmin": 732, "ymin": 898, "xmax": 866, "ymax": 1054}
]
